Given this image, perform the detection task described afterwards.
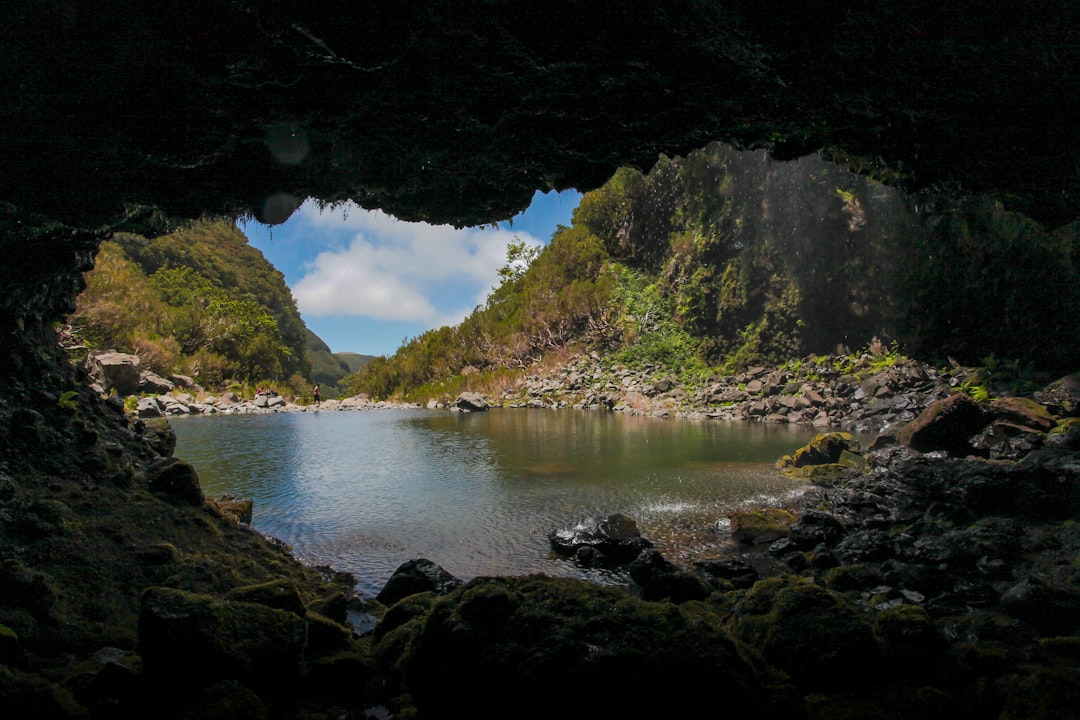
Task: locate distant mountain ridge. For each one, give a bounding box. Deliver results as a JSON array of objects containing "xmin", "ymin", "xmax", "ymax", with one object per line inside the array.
[
  {"xmin": 305, "ymin": 335, "xmax": 376, "ymax": 392},
  {"xmin": 335, "ymin": 352, "xmax": 378, "ymax": 373}
]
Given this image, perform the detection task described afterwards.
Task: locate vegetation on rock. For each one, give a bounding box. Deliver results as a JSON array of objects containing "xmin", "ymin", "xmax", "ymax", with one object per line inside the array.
[{"xmin": 343, "ymin": 145, "xmax": 1079, "ymax": 403}]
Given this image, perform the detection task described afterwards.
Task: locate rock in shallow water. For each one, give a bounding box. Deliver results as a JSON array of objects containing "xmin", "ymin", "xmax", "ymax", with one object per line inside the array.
[{"xmin": 548, "ymin": 512, "xmax": 653, "ymax": 565}]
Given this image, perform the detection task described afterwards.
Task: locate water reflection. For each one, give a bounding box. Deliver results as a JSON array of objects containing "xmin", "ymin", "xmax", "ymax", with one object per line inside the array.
[{"xmin": 171, "ymin": 409, "xmax": 822, "ymax": 597}]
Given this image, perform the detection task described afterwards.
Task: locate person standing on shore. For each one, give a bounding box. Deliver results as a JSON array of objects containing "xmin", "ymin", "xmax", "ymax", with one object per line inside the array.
[{"xmin": 312, "ymin": 384, "xmax": 321, "ymax": 407}]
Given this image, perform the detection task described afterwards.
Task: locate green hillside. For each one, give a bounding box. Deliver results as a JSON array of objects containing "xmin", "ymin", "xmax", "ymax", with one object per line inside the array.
[
  {"xmin": 335, "ymin": 352, "xmax": 378, "ymax": 374},
  {"xmin": 306, "ymin": 331, "xmax": 362, "ymax": 394},
  {"xmin": 70, "ymin": 218, "xmax": 326, "ymax": 393},
  {"xmin": 343, "ymin": 143, "xmax": 1080, "ymax": 401}
]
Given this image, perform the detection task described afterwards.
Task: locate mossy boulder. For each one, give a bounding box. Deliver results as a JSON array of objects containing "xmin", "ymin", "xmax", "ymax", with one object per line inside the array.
[
  {"xmin": 226, "ymin": 579, "xmax": 307, "ymax": 617},
  {"xmin": 803, "ymin": 693, "xmax": 891, "ymax": 720},
  {"xmin": 730, "ymin": 507, "xmax": 797, "ymax": 544},
  {"xmin": 777, "ymin": 432, "xmax": 868, "ymax": 483},
  {"xmin": 0, "ymin": 624, "xmax": 18, "ymax": 664},
  {"xmin": 210, "ymin": 495, "xmax": 253, "ymax": 524},
  {"xmin": 896, "ymin": 393, "xmax": 988, "ymax": 455},
  {"xmin": 782, "ymin": 432, "xmax": 864, "ymax": 468},
  {"xmin": 872, "ymin": 604, "xmax": 948, "ymax": 672},
  {"xmin": 730, "ymin": 576, "xmax": 882, "ymax": 691},
  {"xmin": 377, "ymin": 575, "xmax": 798, "ymax": 717},
  {"xmin": 989, "ymin": 397, "xmax": 1057, "ymax": 433},
  {"xmin": 998, "ymin": 666, "xmax": 1080, "ymax": 720},
  {"xmin": 0, "ymin": 559, "xmax": 59, "ymax": 620},
  {"xmin": 0, "ymin": 666, "xmax": 90, "ymax": 719},
  {"xmin": 136, "ymin": 417, "xmax": 177, "ymax": 458},
  {"xmin": 144, "ymin": 457, "xmax": 205, "ymax": 506},
  {"xmin": 137, "ymin": 586, "xmax": 307, "ymax": 687},
  {"xmin": 1047, "ymin": 417, "xmax": 1080, "ymax": 450}
]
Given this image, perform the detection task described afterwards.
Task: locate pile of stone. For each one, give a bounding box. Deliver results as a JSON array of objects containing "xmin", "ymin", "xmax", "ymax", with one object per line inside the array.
[
  {"xmin": 86, "ymin": 350, "xmax": 419, "ymax": 418},
  {"xmin": 455, "ymin": 351, "xmax": 967, "ymax": 436}
]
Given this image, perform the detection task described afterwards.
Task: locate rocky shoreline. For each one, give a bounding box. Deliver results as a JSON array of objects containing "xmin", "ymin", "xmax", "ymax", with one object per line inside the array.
[
  {"xmin": 10, "ymin": 344, "xmax": 1075, "ymax": 718},
  {"xmin": 438, "ymin": 349, "xmax": 1051, "ymax": 442},
  {"xmin": 87, "ymin": 350, "xmax": 420, "ymax": 417},
  {"xmin": 375, "ymin": 369, "xmax": 1080, "ymax": 718}
]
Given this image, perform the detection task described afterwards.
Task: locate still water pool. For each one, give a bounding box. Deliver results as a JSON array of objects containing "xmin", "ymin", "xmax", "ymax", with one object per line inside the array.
[{"xmin": 170, "ymin": 408, "xmax": 822, "ymax": 597}]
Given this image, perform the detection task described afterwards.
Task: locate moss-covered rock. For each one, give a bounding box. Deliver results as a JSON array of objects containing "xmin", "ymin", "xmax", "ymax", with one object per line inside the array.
[
  {"xmin": 0, "ymin": 624, "xmax": 18, "ymax": 665},
  {"xmin": 803, "ymin": 692, "xmax": 891, "ymax": 720},
  {"xmin": 209, "ymin": 495, "xmax": 253, "ymax": 525},
  {"xmin": 730, "ymin": 507, "xmax": 797, "ymax": 544},
  {"xmin": 1036, "ymin": 375, "xmax": 1080, "ymax": 418},
  {"xmin": 777, "ymin": 432, "xmax": 869, "ymax": 483},
  {"xmin": 144, "ymin": 457, "xmax": 205, "ymax": 506},
  {"xmin": 0, "ymin": 665, "xmax": 91, "ymax": 719},
  {"xmin": 998, "ymin": 666, "xmax": 1080, "ymax": 720},
  {"xmin": 873, "ymin": 604, "xmax": 948, "ymax": 672},
  {"xmin": 730, "ymin": 576, "xmax": 882, "ymax": 691},
  {"xmin": 989, "ymin": 397, "xmax": 1057, "ymax": 433},
  {"xmin": 226, "ymin": 579, "xmax": 307, "ymax": 617},
  {"xmin": 782, "ymin": 432, "xmax": 864, "ymax": 468},
  {"xmin": 136, "ymin": 417, "xmax": 177, "ymax": 458},
  {"xmin": 137, "ymin": 586, "xmax": 307, "ymax": 687},
  {"xmin": 378, "ymin": 575, "xmax": 798, "ymax": 718}
]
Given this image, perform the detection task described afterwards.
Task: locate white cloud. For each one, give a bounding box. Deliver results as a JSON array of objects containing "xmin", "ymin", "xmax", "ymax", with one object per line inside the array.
[{"xmin": 291, "ymin": 201, "xmax": 542, "ymax": 326}]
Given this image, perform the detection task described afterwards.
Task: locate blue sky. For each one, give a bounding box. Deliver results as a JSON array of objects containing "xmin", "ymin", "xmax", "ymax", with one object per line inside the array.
[{"xmin": 238, "ymin": 189, "xmax": 582, "ymax": 357}]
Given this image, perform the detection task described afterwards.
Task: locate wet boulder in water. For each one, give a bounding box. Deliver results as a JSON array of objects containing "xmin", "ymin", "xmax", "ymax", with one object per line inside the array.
[
  {"xmin": 548, "ymin": 512, "xmax": 653, "ymax": 565},
  {"xmin": 453, "ymin": 392, "xmax": 489, "ymax": 412}
]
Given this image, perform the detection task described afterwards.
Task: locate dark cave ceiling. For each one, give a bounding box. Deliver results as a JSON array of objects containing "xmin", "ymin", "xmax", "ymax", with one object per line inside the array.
[{"xmin": 2, "ymin": 1, "xmax": 1077, "ymax": 232}]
